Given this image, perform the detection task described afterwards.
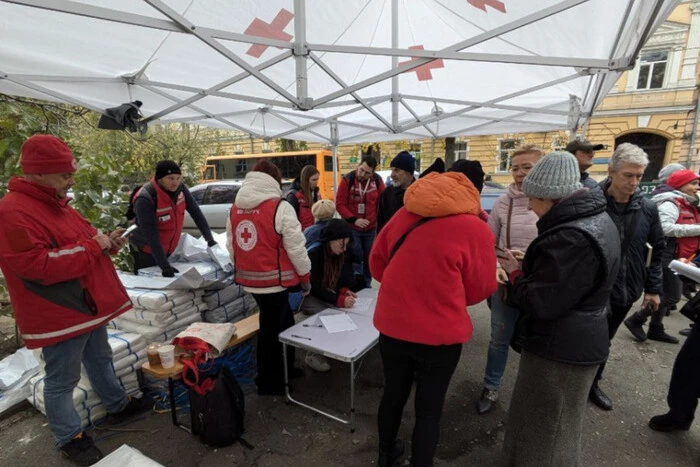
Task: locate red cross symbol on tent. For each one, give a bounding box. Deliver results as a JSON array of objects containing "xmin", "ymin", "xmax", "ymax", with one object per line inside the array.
[
  {"xmin": 399, "ymin": 46, "xmax": 444, "ymax": 82},
  {"xmin": 467, "ymin": 0, "xmax": 506, "ymax": 13},
  {"xmin": 245, "ymin": 9, "xmax": 294, "ymax": 58}
]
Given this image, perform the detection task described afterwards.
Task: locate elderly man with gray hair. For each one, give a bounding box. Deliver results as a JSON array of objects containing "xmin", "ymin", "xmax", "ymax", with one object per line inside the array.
[{"xmin": 588, "ymin": 142, "xmax": 666, "ymax": 411}]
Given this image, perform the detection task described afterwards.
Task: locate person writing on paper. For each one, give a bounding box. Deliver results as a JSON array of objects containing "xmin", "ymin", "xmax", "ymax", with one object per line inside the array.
[
  {"xmin": 0, "ymin": 135, "xmax": 149, "ymax": 465},
  {"xmin": 130, "ymin": 160, "xmax": 217, "ymax": 276},
  {"xmin": 625, "ymin": 170, "xmax": 700, "ymax": 343},
  {"xmin": 370, "ymin": 171, "xmax": 497, "ymax": 467},
  {"xmin": 475, "ymin": 145, "xmax": 542, "ymax": 415},
  {"xmin": 583, "ymin": 143, "xmax": 665, "ymax": 411},
  {"xmin": 498, "ymin": 152, "xmax": 620, "ymax": 466},
  {"xmin": 227, "ymin": 160, "xmax": 311, "ymax": 396},
  {"xmin": 301, "ymin": 219, "xmax": 361, "ymax": 372}
]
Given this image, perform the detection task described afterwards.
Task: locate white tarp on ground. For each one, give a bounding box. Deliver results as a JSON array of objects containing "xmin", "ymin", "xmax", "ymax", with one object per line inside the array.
[{"xmin": 0, "ymin": 0, "xmax": 680, "ymax": 143}]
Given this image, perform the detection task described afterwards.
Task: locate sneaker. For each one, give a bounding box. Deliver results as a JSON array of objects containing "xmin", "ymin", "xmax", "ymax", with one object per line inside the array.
[
  {"xmin": 623, "ymin": 316, "xmax": 647, "ymax": 342},
  {"xmin": 106, "ymin": 395, "xmax": 151, "ymax": 425},
  {"xmin": 680, "ymin": 327, "xmax": 693, "ymax": 337},
  {"xmin": 649, "ymin": 413, "xmax": 693, "ymax": 432},
  {"xmin": 378, "ymin": 439, "xmax": 405, "ymax": 467},
  {"xmin": 647, "ymin": 326, "xmax": 680, "ymax": 344},
  {"xmin": 59, "ymin": 432, "xmax": 103, "ymax": 466},
  {"xmin": 476, "ymin": 388, "xmax": 499, "ymax": 415},
  {"xmin": 305, "ymin": 353, "xmax": 331, "ymax": 372}
]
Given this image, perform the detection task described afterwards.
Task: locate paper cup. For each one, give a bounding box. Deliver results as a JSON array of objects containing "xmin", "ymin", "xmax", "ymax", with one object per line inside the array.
[{"xmin": 158, "ymin": 344, "xmax": 176, "ymax": 368}]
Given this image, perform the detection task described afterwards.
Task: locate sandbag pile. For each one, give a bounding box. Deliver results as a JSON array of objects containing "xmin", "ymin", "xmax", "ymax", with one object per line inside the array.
[
  {"xmin": 111, "ymin": 288, "xmax": 206, "ymax": 342},
  {"xmin": 28, "ymin": 331, "xmax": 145, "ymax": 428},
  {"xmin": 202, "ymin": 279, "xmax": 257, "ymax": 324}
]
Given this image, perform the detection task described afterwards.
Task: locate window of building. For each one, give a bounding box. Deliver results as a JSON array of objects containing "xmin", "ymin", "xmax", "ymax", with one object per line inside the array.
[
  {"xmin": 497, "ymin": 139, "xmax": 521, "ymax": 172},
  {"xmin": 636, "ymin": 50, "xmax": 668, "ymax": 90},
  {"xmin": 455, "ymin": 142, "xmax": 469, "ymax": 160},
  {"xmin": 409, "ymin": 143, "xmax": 421, "ymax": 172}
]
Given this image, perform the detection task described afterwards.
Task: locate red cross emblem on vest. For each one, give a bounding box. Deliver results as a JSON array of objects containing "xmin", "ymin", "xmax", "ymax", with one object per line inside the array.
[{"xmin": 235, "ymin": 220, "xmax": 258, "ymax": 251}]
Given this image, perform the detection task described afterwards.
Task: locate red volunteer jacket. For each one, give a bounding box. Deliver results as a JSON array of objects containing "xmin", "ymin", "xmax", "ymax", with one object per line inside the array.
[
  {"xmin": 139, "ymin": 178, "xmax": 186, "ymax": 255},
  {"xmin": 230, "ymin": 198, "xmax": 302, "ymax": 288},
  {"xmin": 293, "ymin": 190, "xmax": 316, "ymax": 231},
  {"xmin": 336, "ymin": 171, "xmax": 385, "ymax": 232},
  {"xmin": 0, "ymin": 177, "xmax": 131, "ymax": 348},
  {"xmin": 672, "ymin": 197, "xmax": 700, "ymax": 259}
]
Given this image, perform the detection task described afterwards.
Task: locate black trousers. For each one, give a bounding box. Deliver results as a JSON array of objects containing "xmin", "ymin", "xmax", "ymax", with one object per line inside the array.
[
  {"xmin": 667, "ymin": 323, "xmax": 700, "ymax": 423},
  {"xmin": 251, "ymin": 291, "xmax": 295, "ymax": 391},
  {"xmin": 377, "ymin": 334, "xmax": 462, "ymax": 467},
  {"xmin": 132, "ymin": 250, "xmax": 156, "ymax": 273},
  {"xmin": 595, "ymin": 302, "xmax": 632, "ymax": 382}
]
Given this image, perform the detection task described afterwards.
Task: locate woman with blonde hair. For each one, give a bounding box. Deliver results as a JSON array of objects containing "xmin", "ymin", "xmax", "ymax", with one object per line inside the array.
[{"xmin": 287, "ymin": 165, "xmax": 321, "ymax": 230}]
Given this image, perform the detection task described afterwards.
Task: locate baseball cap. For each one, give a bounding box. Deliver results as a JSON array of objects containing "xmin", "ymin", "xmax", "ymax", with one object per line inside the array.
[{"xmin": 565, "ymin": 139, "xmax": 605, "ymax": 153}]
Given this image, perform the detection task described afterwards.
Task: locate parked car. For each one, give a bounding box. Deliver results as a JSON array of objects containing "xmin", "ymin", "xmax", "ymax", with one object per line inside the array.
[{"xmin": 183, "ymin": 180, "xmax": 293, "ymax": 235}]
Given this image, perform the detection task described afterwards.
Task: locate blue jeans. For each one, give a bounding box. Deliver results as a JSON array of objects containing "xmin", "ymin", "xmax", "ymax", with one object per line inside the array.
[
  {"xmin": 483, "ymin": 288, "xmax": 520, "ymax": 391},
  {"xmin": 42, "ymin": 326, "xmax": 128, "ymax": 448},
  {"xmin": 352, "ymin": 229, "xmax": 376, "ymax": 288}
]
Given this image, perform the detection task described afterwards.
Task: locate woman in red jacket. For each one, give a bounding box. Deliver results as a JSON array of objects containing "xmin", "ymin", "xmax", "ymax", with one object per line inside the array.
[
  {"xmin": 370, "ymin": 171, "xmax": 497, "ymax": 467},
  {"xmin": 286, "ymin": 165, "xmax": 321, "ymax": 231}
]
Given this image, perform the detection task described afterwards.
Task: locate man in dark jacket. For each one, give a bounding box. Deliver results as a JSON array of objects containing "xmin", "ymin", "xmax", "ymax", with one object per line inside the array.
[
  {"xmin": 566, "ymin": 139, "xmax": 605, "ymax": 189},
  {"xmin": 376, "ymin": 151, "xmax": 415, "ymax": 232},
  {"xmin": 589, "ymin": 143, "xmax": 665, "ymax": 411}
]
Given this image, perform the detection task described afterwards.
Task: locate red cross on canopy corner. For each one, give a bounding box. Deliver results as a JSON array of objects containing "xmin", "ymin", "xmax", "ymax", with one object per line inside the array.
[
  {"xmin": 467, "ymin": 0, "xmax": 506, "ymax": 13},
  {"xmin": 399, "ymin": 46, "xmax": 445, "ymax": 82},
  {"xmin": 245, "ymin": 9, "xmax": 295, "ymax": 58}
]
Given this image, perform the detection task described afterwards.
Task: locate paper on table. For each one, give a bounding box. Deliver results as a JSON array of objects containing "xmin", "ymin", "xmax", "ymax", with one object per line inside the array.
[
  {"xmin": 341, "ymin": 296, "xmax": 374, "ymax": 314},
  {"xmin": 670, "ymin": 260, "xmax": 700, "ymax": 284},
  {"xmin": 319, "ymin": 314, "xmax": 359, "ymax": 333}
]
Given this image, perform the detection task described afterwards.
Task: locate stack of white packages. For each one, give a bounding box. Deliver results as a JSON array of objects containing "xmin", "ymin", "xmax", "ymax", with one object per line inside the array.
[
  {"xmin": 111, "ymin": 288, "xmax": 207, "ymax": 342},
  {"xmin": 28, "ymin": 331, "xmax": 145, "ymax": 428},
  {"xmin": 202, "ymin": 278, "xmax": 257, "ymax": 324}
]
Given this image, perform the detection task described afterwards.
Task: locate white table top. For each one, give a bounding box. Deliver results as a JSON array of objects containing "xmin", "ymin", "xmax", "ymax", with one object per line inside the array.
[{"xmin": 279, "ymin": 288, "xmax": 379, "ymax": 362}]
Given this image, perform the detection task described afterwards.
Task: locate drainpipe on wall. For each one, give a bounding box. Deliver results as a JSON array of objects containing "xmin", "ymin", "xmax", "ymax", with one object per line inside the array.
[{"xmin": 688, "ymin": 88, "xmax": 700, "ymax": 169}]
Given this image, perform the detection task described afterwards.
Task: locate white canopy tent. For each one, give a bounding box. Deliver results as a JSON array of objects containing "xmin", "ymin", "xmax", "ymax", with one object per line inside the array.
[{"xmin": 0, "ymin": 0, "xmax": 680, "ymax": 146}]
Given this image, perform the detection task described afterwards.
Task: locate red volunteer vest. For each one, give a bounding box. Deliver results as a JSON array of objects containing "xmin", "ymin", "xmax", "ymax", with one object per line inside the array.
[
  {"xmin": 230, "ymin": 198, "xmax": 300, "ymax": 288},
  {"xmin": 294, "ymin": 190, "xmax": 316, "ymax": 231},
  {"xmin": 671, "ymin": 197, "xmax": 700, "ymax": 259},
  {"xmin": 141, "ymin": 178, "xmax": 186, "ymax": 255}
]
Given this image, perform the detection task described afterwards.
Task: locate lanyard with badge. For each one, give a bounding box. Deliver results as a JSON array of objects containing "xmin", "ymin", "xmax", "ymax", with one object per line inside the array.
[{"xmin": 357, "ymin": 178, "xmax": 370, "ymax": 215}]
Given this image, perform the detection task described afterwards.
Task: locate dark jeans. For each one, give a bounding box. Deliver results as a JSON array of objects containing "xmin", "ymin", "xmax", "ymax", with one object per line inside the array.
[
  {"xmin": 666, "ymin": 323, "xmax": 700, "ymax": 423},
  {"xmin": 377, "ymin": 334, "xmax": 462, "ymax": 467},
  {"xmin": 352, "ymin": 229, "xmax": 376, "ymax": 288},
  {"xmin": 595, "ymin": 302, "xmax": 632, "ymax": 382},
  {"xmin": 252, "ymin": 291, "xmax": 295, "ymax": 391},
  {"xmin": 132, "ymin": 250, "xmax": 156, "ymax": 273}
]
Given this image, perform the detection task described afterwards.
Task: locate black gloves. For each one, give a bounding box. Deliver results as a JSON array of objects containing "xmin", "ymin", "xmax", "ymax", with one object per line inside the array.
[
  {"xmin": 161, "ymin": 265, "xmax": 179, "ymax": 277},
  {"xmin": 207, "ymin": 240, "xmax": 218, "ymax": 247}
]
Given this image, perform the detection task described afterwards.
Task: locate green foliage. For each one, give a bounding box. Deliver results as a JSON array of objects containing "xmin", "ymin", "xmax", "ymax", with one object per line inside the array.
[{"xmin": 277, "ymin": 138, "xmax": 308, "ymax": 152}]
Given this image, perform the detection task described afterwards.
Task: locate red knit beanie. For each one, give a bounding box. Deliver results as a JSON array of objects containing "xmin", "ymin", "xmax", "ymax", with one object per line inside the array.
[
  {"xmin": 667, "ymin": 169, "xmax": 700, "ymax": 190},
  {"xmin": 20, "ymin": 135, "xmax": 78, "ymax": 174}
]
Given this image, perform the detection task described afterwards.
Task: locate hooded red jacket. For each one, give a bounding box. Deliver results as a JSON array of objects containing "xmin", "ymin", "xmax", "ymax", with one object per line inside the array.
[{"xmin": 0, "ymin": 177, "xmax": 131, "ymax": 349}]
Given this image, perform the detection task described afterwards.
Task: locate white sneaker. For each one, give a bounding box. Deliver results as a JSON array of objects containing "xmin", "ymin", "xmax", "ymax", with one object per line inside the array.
[{"xmin": 305, "ymin": 353, "xmax": 331, "ymax": 372}]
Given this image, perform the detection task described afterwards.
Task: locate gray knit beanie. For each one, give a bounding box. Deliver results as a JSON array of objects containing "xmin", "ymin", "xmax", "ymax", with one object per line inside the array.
[
  {"xmin": 658, "ymin": 163, "xmax": 685, "ymax": 183},
  {"xmin": 522, "ymin": 151, "xmax": 582, "ymax": 200}
]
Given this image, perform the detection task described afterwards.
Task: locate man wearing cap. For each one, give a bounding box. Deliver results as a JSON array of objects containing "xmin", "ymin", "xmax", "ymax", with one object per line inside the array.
[
  {"xmin": 566, "ymin": 139, "xmax": 605, "ymax": 189},
  {"xmin": 376, "ymin": 151, "xmax": 416, "ymax": 232},
  {"xmin": 0, "ymin": 135, "xmax": 148, "ymax": 465},
  {"xmin": 130, "ymin": 160, "xmax": 217, "ymax": 276}
]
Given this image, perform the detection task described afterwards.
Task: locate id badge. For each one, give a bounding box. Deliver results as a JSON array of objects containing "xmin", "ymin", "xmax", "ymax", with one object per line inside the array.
[{"xmin": 357, "ymin": 203, "xmax": 366, "ymax": 215}]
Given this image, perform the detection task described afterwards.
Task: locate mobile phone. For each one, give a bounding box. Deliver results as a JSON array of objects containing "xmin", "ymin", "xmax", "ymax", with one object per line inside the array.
[{"xmin": 121, "ymin": 224, "xmax": 138, "ymax": 238}]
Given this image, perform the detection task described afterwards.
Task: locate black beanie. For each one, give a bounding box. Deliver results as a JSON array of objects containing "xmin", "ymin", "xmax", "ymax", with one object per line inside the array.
[
  {"xmin": 155, "ymin": 160, "xmax": 181, "ymax": 179},
  {"xmin": 320, "ymin": 219, "xmax": 353, "ymax": 243},
  {"xmin": 448, "ymin": 159, "xmax": 485, "ymax": 193}
]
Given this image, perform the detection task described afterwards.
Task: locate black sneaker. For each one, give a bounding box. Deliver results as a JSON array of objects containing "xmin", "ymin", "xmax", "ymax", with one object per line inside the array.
[
  {"xmin": 59, "ymin": 432, "xmax": 103, "ymax": 466},
  {"xmin": 680, "ymin": 327, "xmax": 693, "ymax": 337},
  {"xmin": 106, "ymin": 395, "xmax": 151, "ymax": 425},
  {"xmin": 647, "ymin": 326, "xmax": 680, "ymax": 344},
  {"xmin": 623, "ymin": 316, "xmax": 647, "ymax": 342},
  {"xmin": 649, "ymin": 413, "xmax": 692, "ymax": 432},
  {"xmin": 378, "ymin": 439, "xmax": 405, "ymax": 467}
]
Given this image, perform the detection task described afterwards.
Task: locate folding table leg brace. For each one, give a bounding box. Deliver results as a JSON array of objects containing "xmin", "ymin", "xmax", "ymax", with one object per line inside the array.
[
  {"xmin": 283, "ymin": 343, "xmax": 360, "ymax": 432},
  {"xmin": 167, "ymin": 377, "xmax": 191, "ymax": 433}
]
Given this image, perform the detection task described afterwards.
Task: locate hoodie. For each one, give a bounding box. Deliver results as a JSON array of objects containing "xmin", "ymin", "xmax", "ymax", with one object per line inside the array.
[{"xmin": 370, "ymin": 172, "xmax": 497, "ymax": 345}]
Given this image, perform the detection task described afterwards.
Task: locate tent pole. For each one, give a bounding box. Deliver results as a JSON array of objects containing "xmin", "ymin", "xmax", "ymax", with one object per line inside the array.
[
  {"xmin": 294, "ymin": 0, "xmax": 310, "ymax": 109},
  {"xmin": 391, "ymin": 0, "xmax": 399, "ymax": 130},
  {"xmin": 330, "ymin": 122, "xmax": 339, "ymax": 198}
]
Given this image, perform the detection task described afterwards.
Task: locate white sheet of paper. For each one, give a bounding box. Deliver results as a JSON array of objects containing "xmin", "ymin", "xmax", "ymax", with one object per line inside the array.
[
  {"xmin": 341, "ymin": 296, "xmax": 373, "ymax": 313},
  {"xmin": 319, "ymin": 313, "xmax": 359, "ymax": 333}
]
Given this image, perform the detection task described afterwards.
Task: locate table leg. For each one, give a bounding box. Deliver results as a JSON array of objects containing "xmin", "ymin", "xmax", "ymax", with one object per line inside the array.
[
  {"xmin": 350, "ymin": 360, "xmax": 356, "ymax": 433},
  {"xmin": 283, "ymin": 343, "xmax": 291, "ymax": 402},
  {"xmin": 168, "ymin": 377, "xmax": 191, "ymax": 433}
]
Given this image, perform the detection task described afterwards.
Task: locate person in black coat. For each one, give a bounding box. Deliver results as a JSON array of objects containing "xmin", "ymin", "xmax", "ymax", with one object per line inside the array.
[
  {"xmin": 499, "ymin": 152, "xmax": 621, "ymax": 467},
  {"xmin": 376, "ymin": 152, "xmax": 415, "ymax": 232}
]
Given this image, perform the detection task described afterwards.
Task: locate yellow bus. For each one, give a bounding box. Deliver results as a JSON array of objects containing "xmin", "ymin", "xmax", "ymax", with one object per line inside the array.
[{"xmin": 202, "ymin": 150, "xmax": 337, "ymax": 200}]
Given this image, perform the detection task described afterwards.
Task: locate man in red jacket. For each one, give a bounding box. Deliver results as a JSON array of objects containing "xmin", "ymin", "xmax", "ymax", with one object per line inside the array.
[
  {"xmin": 335, "ymin": 156, "xmax": 385, "ymax": 288},
  {"xmin": 0, "ymin": 135, "xmax": 147, "ymax": 466}
]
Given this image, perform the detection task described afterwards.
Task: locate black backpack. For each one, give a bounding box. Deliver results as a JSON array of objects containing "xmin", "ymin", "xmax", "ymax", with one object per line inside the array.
[
  {"xmin": 126, "ymin": 182, "xmax": 156, "ymax": 222},
  {"xmin": 189, "ymin": 366, "xmax": 252, "ymax": 449}
]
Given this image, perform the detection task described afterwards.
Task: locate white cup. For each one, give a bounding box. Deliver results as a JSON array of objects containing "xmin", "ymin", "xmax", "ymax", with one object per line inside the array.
[{"xmin": 158, "ymin": 344, "xmax": 176, "ymax": 368}]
